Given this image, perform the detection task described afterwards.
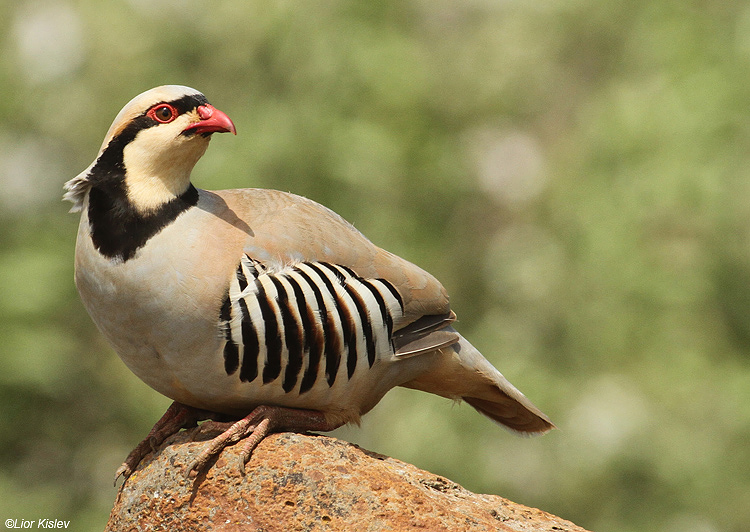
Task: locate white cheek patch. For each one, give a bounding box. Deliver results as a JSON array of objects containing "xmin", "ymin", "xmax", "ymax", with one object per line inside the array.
[{"xmin": 122, "ymin": 119, "xmax": 210, "ymax": 212}]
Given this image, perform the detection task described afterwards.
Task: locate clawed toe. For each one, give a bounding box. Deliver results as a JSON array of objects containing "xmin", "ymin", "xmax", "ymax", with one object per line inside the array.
[
  {"xmin": 118, "ymin": 404, "xmax": 341, "ymax": 482},
  {"xmin": 183, "ymin": 406, "xmax": 340, "ymax": 478},
  {"xmin": 184, "ymin": 416, "xmax": 258, "ymax": 478},
  {"xmin": 114, "ymin": 401, "xmax": 212, "ymax": 485},
  {"xmin": 114, "ymin": 463, "xmax": 133, "ymax": 485}
]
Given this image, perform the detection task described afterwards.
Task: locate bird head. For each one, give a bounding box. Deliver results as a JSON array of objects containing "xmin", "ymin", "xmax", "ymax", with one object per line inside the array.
[{"xmin": 64, "ymin": 85, "xmax": 236, "ymax": 213}]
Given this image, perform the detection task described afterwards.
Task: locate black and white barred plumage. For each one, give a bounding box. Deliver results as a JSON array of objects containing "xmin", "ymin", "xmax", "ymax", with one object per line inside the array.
[{"xmin": 220, "ymin": 256, "xmax": 404, "ymax": 395}]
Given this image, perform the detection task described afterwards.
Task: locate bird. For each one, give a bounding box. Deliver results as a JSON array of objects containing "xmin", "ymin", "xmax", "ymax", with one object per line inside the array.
[{"xmin": 65, "ymin": 85, "xmax": 554, "ymax": 482}]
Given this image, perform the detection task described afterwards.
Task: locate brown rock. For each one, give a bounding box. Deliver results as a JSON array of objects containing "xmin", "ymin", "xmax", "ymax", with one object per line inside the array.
[{"xmin": 106, "ymin": 428, "xmax": 589, "ymax": 532}]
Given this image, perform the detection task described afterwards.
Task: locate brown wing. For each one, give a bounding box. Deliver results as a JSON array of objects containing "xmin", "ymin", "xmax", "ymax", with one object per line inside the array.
[{"xmin": 208, "ymin": 188, "xmax": 452, "ymax": 334}]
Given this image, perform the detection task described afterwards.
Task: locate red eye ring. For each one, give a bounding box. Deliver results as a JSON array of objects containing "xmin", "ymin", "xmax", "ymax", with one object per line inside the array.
[{"xmin": 147, "ymin": 103, "xmax": 178, "ymax": 124}]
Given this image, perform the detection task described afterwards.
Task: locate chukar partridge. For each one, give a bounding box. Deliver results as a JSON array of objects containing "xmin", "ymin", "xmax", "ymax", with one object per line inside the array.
[{"xmin": 65, "ymin": 86, "xmax": 554, "ymax": 481}]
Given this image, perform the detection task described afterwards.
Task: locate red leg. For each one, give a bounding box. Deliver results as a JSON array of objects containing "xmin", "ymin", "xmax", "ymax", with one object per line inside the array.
[
  {"xmin": 185, "ymin": 405, "xmax": 342, "ymax": 478},
  {"xmin": 115, "ymin": 401, "xmax": 213, "ymax": 484}
]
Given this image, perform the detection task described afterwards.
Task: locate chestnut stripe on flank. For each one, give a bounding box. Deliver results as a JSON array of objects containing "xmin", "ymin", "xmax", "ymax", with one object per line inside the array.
[
  {"xmin": 332, "ymin": 285, "xmax": 358, "ymax": 380},
  {"xmin": 220, "ymin": 294, "xmax": 239, "ymax": 375},
  {"xmin": 236, "ymin": 263, "xmax": 248, "ymax": 292},
  {"xmin": 334, "ymin": 264, "xmax": 357, "ymax": 277},
  {"xmin": 318, "ymin": 264, "xmax": 358, "ymax": 379},
  {"xmin": 376, "ymin": 278, "xmax": 404, "ymax": 313},
  {"xmin": 269, "ymin": 275, "xmax": 304, "ymax": 393},
  {"xmin": 293, "ymin": 266, "xmax": 332, "ymax": 393},
  {"xmin": 319, "ymin": 261, "xmax": 347, "ymax": 282},
  {"xmin": 256, "ymin": 278, "xmax": 282, "ymax": 384},
  {"xmin": 305, "ymin": 263, "xmax": 345, "ymax": 386},
  {"xmin": 361, "ymin": 279, "xmax": 394, "ymax": 338},
  {"xmin": 237, "ymin": 297, "xmax": 259, "ymax": 383},
  {"xmin": 283, "ymin": 273, "xmax": 312, "ymax": 353},
  {"xmin": 284, "ymin": 272, "xmax": 324, "ymax": 394},
  {"xmin": 344, "ymin": 283, "xmax": 376, "ymax": 367}
]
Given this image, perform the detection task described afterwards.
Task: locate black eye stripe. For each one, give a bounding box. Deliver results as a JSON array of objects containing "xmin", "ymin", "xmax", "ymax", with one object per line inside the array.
[
  {"xmin": 145, "ymin": 94, "xmax": 208, "ymax": 119},
  {"xmin": 138, "ymin": 94, "xmax": 210, "ymax": 128},
  {"xmin": 89, "ymin": 94, "xmax": 209, "ymax": 186}
]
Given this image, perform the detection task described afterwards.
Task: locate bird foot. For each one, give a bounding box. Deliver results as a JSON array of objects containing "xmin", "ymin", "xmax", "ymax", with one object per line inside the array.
[
  {"xmin": 114, "ymin": 401, "xmax": 214, "ymax": 485},
  {"xmin": 185, "ymin": 405, "xmax": 341, "ymax": 478},
  {"xmin": 190, "ymin": 419, "xmax": 237, "ymax": 438}
]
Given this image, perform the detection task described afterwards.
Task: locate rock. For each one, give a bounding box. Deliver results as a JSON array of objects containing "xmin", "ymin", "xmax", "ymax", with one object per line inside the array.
[{"xmin": 106, "ymin": 428, "xmax": 589, "ymax": 532}]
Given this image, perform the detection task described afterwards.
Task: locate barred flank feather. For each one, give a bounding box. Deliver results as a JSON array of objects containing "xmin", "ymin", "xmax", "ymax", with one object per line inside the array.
[{"xmin": 218, "ymin": 256, "xmax": 404, "ymax": 395}]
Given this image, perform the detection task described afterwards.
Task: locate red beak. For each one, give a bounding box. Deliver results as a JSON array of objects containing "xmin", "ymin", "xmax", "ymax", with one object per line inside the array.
[{"xmin": 184, "ymin": 104, "xmax": 237, "ymax": 135}]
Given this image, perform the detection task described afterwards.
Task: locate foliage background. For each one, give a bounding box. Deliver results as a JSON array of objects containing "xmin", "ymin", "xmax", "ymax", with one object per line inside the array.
[{"xmin": 1, "ymin": 1, "xmax": 749, "ymax": 531}]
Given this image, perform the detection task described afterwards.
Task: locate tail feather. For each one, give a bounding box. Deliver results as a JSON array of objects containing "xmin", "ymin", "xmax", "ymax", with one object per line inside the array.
[
  {"xmin": 463, "ymin": 394, "xmax": 553, "ymax": 434},
  {"xmin": 400, "ymin": 331, "xmax": 554, "ymax": 434}
]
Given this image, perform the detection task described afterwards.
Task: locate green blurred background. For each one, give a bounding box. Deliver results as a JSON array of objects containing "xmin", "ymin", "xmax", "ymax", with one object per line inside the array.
[{"xmin": 1, "ymin": 1, "xmax": 749, "ymax": 530}]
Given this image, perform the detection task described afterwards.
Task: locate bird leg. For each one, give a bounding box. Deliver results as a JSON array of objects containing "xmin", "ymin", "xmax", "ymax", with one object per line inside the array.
[
  {"xmin": 185, "ymin": 405, "xmax": 343, "ymax": 478},
  {"xmin": 115, "ymin": 401, "xmax": 214, "ymax": 484}
]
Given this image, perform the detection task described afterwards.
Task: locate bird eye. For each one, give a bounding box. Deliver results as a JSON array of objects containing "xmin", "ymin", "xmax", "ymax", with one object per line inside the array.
[{"xmin": 147, "ymin": 104, "xmax": 177, "ymax": 124}]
